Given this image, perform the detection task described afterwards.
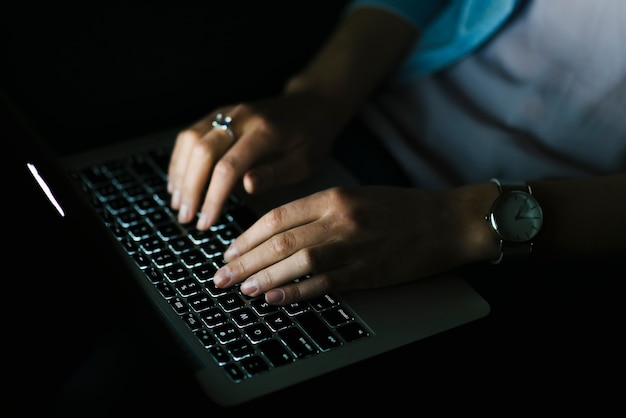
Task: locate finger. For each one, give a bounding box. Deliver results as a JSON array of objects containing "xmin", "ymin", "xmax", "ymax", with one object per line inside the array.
[
  {"xmin": 215, "ymin": 222, "xmax": 319, "ymax": 289},
  {"xmin": 222, "ymin": 192, "xmax": 326, "ymax": 261},
  {"xmin": 243, "ymin": 151, "xmax": 311, "ymax": 195},
  {"xmin": 177, "ymin": 127, "xmax": 235, "ymax": 224},
  {"xmin": 237, "ymin": 234, "xmax": 358, "ymax": 298},
  {"xmin": 196, "ymin": 128, "xmax": 279, "ymax": 229},
  {"xmin": 168, "ymin": 114, "xmax": 221, "ymax": 207},
  {"xmin": 238, "ymin": 249, "xmax": 315, "ymax": 297},
  {"xmin": 264, "ymin": 273, "xmax": 334, "ymax": 305},
  {"xmin": 215, "ymin": 213, "xmax": 343, "ymax": 292},
  {"xmin": 168, "ymin": 129, "xmax": 200, "ymax": 209}
]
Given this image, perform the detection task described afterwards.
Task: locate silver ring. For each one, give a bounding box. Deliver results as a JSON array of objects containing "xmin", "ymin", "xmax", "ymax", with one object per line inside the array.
[{"xmin": 211, "ymin": 113, "xmax": 235, "ymax": 143}]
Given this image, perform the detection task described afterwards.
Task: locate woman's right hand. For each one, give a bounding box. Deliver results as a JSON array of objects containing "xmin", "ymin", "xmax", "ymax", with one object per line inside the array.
[{"xmin": 213, "ymin": 183, "xmax": 501, "ymax": 305}]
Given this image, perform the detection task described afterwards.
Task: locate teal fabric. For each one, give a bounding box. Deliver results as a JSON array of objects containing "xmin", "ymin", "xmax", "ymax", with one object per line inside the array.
[{"xmin": 347, "ymin": 0, "xmax": 523, "ymax": 82}]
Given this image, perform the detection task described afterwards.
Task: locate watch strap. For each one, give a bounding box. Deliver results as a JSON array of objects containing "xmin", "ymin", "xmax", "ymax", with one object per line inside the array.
[{"xmin": 491, "ymin": 178, "xmax": 531, "ymax": 195}]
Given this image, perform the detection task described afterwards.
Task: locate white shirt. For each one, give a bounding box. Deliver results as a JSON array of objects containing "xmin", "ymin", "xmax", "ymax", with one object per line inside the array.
[{"xmin": 359, "ymin": 0, "xmax": 626, "ymax": 188}]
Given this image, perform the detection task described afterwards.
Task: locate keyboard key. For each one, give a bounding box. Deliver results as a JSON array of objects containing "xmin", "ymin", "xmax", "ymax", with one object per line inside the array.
[
  {"xmin": 175, "ymin": 277, "xmax": 201, "ymax": 297},
  {"xmin": 168, "ymin": 236, "xmax": 195, "ymax": 254},
  {"xmin": 209, "ymin": 346, "xmax": 230, "ymax": 365},
  {"xmin": 244, "ymin": 323, "xmax": 273, "ymax": 343},
  {"xmin": 224, "ymin": 363, "xmax": 245, "ymax": 381},
  {"xmin": 279, "ymin": 327, "xmax": 317, "ymax": 359},
  {"xmin": 320, "ymin": 306, "xmax": 353, "ymax": 327},
  {"xmin": 194, "ymin": 328, "xmax": 216, "ymax": 348},
  {"xmin": 187, "ymin": 292, "xmax": 213, "ymax": 312},
  {"xmin": 182, "ymin": 312, "xmax": 203, "ymax": 331},
  {"xmin": 169, "ymin": 297, "xmax": 188, "ymax": 315},
  {"xmin": 163, "ymin": 265, "xmax": 188, "ymax": 282},
  {"xmin": 231, "ymin": 307, "xmax": 257, "ymax": 328},
  {"xmin": 155, "ymin": 281, "xmax": 176, "ymax": 299},
  {"xmin": 216, "ymin": 293, "xmax": 245, "ymax": 312},
  {"xmin": 336, "ymin": 322, "xmax": 370, "ymax": 342},
  {"xmin": 180, "ymin": 249, "xmax": 205, "ymax": 268},
  {"xmin": 240, "ymin": 355, "xmax": 270, "ymax": 376},
  {"xmin": 192, "ymin": 263, "xmax": 218, "ymax": 282},
  {"xmin": 283, "ymin": 302, "xmax": 307, "ymax": 316},
  {"xmin": 258, "ymin": 339, "xmax": 294, "ymax": 367},
  {"xmin": 213, "ymin": 324, "xmax": 240, "ymax": 344},
  {"xmin": 265, "ymin": 311, "xmax": 291, "ymax": 332},
  {"xmin": 250, "ymin": 298, "xmax": 279, "ymax": 316},
  {"xmin": 200, "ymin": 307, "xmax": 227, "ymax": 328},
  {"xmin": 309, "ymin": 294, "xmax": 338, "ymax": 311},
  {"xmin": 295, "ymin": 311, "xmax": 341, "ymax": 351},
  {"xmin": 144, "ymin": 266, "xmax": 164, "ymax": 283},
  {"xmin": 227, "ymin": 339, "xmax": 255, "ymax": 360}
]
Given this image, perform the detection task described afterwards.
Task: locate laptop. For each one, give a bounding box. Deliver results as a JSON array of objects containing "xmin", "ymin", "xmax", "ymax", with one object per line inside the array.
[{"xmin": 2, "ymin": 85, "xmax": 490, "ymax": 405}]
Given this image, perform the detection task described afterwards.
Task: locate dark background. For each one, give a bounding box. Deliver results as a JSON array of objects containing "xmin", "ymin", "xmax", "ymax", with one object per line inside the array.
[
  {"xmin": 2, "ymin": 2, "xmax": 624, "ymax": 416},
  {"xmin": 0, "ymin": 2, "xmax": 347, "ymax": 154}
]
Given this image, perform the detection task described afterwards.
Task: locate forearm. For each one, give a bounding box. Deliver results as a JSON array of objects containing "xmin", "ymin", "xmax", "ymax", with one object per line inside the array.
[
  {"xmin": 284, "ymin": 7, "xmax": 418, "ymax": 124},
  {"xmin": 528, "ymin": 173, "xmax": 626, "ymax": 260}
]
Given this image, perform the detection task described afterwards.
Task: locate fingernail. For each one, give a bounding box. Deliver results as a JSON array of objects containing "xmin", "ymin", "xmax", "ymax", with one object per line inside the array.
[
  {"xmin": 244, "ymin": 170, "xmax": 263, "ymax": 193},
  {"xmin": 266, "ymin": 289, "xmax": 285, "ymax": 305},
  {"xmin": 178, "ymin": 203, "xmax": 190, "ymax": 223},
  {"xmin": 213, "ymin": 266, "xmax": 232, "ymax": 288},
  {"xmin": 197, "ymin": 213, "xmax": 210, "ymax": 230},
  {"xmin": 240, "ymin": 277, "xmax": 258, "ymax": 296},
  {"xmin": 171, "ymin": 189, "xmax": 181, "ymax": 208},
  {"xmin": 223, "ymin": 245, "xmax": 238, "ymax": 261}
]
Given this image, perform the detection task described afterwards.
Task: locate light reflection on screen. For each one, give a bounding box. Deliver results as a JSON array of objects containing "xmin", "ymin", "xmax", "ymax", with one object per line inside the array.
[{"xmin": 26, "ymin": 162, "xmax": 65, "ymax": 217}]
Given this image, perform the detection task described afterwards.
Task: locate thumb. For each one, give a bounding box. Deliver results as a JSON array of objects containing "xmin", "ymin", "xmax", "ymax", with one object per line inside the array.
[{"xmin": 243, "ymin": 156, "xmax": 313, "ymax": 194}]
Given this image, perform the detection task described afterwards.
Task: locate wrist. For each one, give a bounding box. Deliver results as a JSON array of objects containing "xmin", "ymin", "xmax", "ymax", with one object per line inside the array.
[
  {"xmin": 283, "ymin": 75, "xmax": 356, "ymax": 136},
  {"xmin": 451, "ymin": 182, "xmax": 502, "ymax": 265},
  {"xmin": 284, "ymin": 73, "xmax": 354, "ymax": 112}
]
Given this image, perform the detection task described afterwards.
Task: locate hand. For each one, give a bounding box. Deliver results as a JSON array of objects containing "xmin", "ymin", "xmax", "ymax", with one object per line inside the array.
[
  {"xmin": 167, "ymin": 92, "xmax": 345, "ymax": 230},
  {"xmin": 213, "ymin": 184, "xmax": 500, "ymax": 305}
]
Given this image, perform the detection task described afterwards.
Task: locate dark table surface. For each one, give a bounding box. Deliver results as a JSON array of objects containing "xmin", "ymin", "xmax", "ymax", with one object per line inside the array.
[{"xmin": 3, "ymin": 3, "xmax": 624, "ymax": 415}]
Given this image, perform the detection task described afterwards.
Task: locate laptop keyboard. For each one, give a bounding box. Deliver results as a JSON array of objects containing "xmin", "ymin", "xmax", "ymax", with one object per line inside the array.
[{"xmin": 70, "ymin": 147, "xmax": 370, "ymax": 382}]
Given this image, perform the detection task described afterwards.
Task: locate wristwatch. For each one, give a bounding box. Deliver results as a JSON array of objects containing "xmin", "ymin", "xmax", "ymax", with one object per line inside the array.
[{"xmin": 486, "ymin": 178, "xmax": 543, "ymax": 264}]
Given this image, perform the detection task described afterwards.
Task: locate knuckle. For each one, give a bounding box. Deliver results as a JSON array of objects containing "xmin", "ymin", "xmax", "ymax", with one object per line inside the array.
[
  {"xmin": 326, "ymin": 187, "xmax": 362, "ymax": 230},
  {"xmin": 288, "ymin": 284, "xmax": 304, "ymax": 302},
  {"xmin": 296, "ymin": 248, "xmax": 316, "ymax": 271},
  {"xmin": 231, "ymin": 102, "xmax": 250, "ymax": 117},
  {"xmin": 263, "ymin": 206, "xmax": 286, "ymax": 230},
  {"xmin": 232, "ymin": 103, "xmax": 276, "ymax": 139},
  {"xmin": 213, "ymin": 157, "xmax": 237, "ymax": 178},
  {"xmin": 177, "ymin": 128, "xmax": 201, "ymax": 143},
  {"xmin": 229, "ymin": 257, "xmax": 248, "ymax": 280},
  {"xmin": 327, "ymin": 186, "xmax": 355, "ymax": 209},
  {"xmin": 267, "ymin": 231, "xmax": 297, "ymax": 257},
  {"xmin": 261, "ymin": 268, "xmax": 278, "ymax": 288},
  {"xmin": 191, "ymin": 137, "xmax": 215, "ymax": 158},
  {"xmin": 317, "ymin": 274, "xmax": 333, "ymax": 294},
  {"xmin": 325, "ymin": 186, "xmax": 345, "ymax": 202}
]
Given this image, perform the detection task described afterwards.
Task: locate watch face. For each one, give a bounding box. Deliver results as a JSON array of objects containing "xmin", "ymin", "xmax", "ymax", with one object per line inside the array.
[{"xmin": 489, "ymin": 191, "xmax": 543, "ymax": 243}]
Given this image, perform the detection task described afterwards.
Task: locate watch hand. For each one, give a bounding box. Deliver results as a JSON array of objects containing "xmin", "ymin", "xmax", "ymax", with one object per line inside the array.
[{"xmin": 515, "ymin": 196, "xmax": 530, "ymax": 217}]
